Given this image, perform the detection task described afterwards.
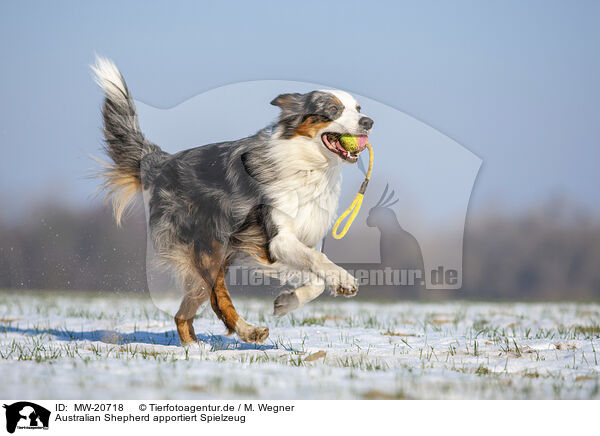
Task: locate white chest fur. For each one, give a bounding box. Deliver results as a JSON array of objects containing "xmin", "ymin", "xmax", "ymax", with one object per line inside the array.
[
  {"xmin": 292, "ymin": 168, "xmax": 341, "ymax": 247},
  {"xmin": 268, "ymin": 167, "xmax": 341, "ymax": 248},
  {"xmin": 265, "ymin": 138, "xmax": 342, "ymax": 248}
]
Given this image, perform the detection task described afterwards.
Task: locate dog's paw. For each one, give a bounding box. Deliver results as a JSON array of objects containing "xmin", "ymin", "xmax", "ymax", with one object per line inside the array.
[
  {"xmin": 273, "ymin": 291, "xmax": 300, "ymax": 317},
  {"xmin": 335, "ymin": 284, "xmax": 358, "ymax": 297},
  {"xmin": 326, "ymin": 268, "xmax": 358, "ymax": 298},
  {"xmin": 238, "ymin": 326, "xmax": 270, "ymax": 344}
]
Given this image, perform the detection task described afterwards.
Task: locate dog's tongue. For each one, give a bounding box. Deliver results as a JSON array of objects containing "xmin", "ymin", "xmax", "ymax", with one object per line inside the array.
[{"xmin": 356, "ymin": 136, "xmax": 369, "ymax": 152}]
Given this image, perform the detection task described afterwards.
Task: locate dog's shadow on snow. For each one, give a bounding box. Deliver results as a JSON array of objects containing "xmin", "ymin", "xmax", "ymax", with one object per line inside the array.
[{"xmin": 1, "ymin": 325, "xmax": 277, "ymax": 351}]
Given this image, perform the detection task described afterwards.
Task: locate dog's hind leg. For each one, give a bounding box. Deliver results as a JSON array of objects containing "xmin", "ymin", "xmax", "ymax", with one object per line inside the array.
[
  {"xmin": 210, "ymin": 265, "xmax": 269, "ymax": 344},
  {"xmin": 174, "ymin": 273, "xmax": 210, "ymax": 345},
  {"xmin": 174, "ymin": 296, "xmax": 203, "ymax": 345}
]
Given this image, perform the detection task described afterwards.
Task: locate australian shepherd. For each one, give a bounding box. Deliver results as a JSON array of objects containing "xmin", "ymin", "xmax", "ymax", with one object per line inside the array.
[{"xmin": 92, "ymin": 57, "xmax": 374, "ymax": 345}]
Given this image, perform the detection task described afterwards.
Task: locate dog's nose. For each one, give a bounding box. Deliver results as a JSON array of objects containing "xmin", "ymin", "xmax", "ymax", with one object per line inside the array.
[{"xmin": 359, "ymin": 117, "xmax": 374, "ymax": 130}]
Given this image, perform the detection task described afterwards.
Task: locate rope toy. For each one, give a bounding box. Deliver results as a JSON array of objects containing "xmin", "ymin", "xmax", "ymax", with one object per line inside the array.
[{"xmin": 332, "ymin": 135, "xmax": 374, "ymax": 239}]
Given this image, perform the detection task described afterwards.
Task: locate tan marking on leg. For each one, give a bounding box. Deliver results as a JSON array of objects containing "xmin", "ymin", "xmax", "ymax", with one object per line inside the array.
[
  {"xmin": 210, "ymin": 266, "xmax": 240, "ymax": 334},
  {"xmin": 175, "ymin": 290, "xmax": 207, "ymax": 345},
  {"xmin": 175, "ymin": 314, "xmax": 197, "ymax": 345},
  {"xmin": 169, "ymin": 243, "xmax": 213, "ymax": 345},
  {"xmin": 211, "ymin": 265, "xmax": 270, "ymax": 344},
  {"xmin": 164, "ymin": 238, "xmax": 270, "ymax": 345}
]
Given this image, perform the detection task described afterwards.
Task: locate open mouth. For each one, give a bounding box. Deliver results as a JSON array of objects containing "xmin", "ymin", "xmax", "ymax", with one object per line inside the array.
[{"xmin": 321, "ymin": 133, "xmax": 368, "ymax": 163}]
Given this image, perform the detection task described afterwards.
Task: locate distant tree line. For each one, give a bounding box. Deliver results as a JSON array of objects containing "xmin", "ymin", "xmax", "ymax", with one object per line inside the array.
[
  {"xmin": 0, "ymin": 199, "xmax": 598, "ymax": 300},
  {"xmin": 0, "ymin": 203, "xmax": 147, "ymax": 293}
]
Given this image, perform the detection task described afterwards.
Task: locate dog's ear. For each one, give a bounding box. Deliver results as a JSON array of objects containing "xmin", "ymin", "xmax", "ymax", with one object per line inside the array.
[{"xmin": 270, "ymin": 93, "xmax": 302, "ymax": 109}]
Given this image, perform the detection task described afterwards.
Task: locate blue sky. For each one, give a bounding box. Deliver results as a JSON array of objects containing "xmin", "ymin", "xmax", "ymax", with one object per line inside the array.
[{"xmin": 0, "ymin": 1, "xmax": 599, "ymax": 216}]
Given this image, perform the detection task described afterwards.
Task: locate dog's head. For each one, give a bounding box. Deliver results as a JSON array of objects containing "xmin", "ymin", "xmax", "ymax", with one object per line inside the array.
[{"xmin": 271, "ymin": 90, "xmax": 373, "ymax": 164}]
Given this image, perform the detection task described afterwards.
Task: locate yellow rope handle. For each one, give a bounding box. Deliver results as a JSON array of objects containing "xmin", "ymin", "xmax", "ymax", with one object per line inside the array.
[{"xmin": 332, "ymin": 142, "xmax": 374, "ymax": 239}]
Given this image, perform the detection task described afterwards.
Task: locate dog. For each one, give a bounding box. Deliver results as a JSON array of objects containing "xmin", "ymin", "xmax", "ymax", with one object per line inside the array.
[{"xmin": 92, "ymin": 57, "xmax": 374, "ymax": 345}]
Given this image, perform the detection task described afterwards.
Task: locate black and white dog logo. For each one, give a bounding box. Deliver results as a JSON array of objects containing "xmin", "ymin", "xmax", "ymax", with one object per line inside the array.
[{"xmin": 2, "ymin": 402, "xmax": 50, "ymax": 434}]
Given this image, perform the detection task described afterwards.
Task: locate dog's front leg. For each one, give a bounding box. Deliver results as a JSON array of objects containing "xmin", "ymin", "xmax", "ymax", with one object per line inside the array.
[
  {"xmin": 273, "ymin": 272, "xmax": 325, "ymax": 316},
  {"xmin": 269, "ymin": 230, "xmax": 358, "ymax": 296}
]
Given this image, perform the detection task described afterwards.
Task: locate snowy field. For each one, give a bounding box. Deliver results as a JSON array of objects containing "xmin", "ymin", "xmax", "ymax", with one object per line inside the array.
[{"xmin": 0, "ymin": 291, "xmax": 599, "ymax": 400}]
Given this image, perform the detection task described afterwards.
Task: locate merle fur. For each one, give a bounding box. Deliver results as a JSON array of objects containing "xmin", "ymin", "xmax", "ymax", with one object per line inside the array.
[{"xmin": 101, "ymin": 85, "xmax": 343, "ymax": 283}]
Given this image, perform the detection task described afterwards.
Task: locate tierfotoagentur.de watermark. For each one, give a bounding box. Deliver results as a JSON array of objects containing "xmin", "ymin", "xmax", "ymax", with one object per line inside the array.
[{"xmin": 227, "ymin": 265, "xmax": 459, "ymax": 288}]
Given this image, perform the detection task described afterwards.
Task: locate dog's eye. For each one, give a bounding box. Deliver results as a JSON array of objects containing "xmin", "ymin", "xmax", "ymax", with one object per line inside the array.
[
  {"xmin": 356, "ymin": 105, "xmax": 361, "ymax": 113},
  {"xmin": 328, "ymin": 105, "xmax": 338, "ymax": 115}
]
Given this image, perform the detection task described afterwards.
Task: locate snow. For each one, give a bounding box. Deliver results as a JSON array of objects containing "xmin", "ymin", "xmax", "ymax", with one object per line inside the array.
[{"xmin": 0, "ymin": 292, "xmax": 598, "ymax": 399}]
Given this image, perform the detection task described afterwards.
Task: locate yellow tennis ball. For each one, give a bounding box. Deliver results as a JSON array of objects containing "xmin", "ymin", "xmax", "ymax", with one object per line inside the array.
[{"xmin": 339, "ymin": 134, "xmax": 359, "ymax": 152}]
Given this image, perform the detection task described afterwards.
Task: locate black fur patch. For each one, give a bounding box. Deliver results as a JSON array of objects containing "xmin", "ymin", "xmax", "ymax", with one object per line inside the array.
[{"xmin": 271, "ymin": 91, "xmax": 344, "ymax": 139}]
